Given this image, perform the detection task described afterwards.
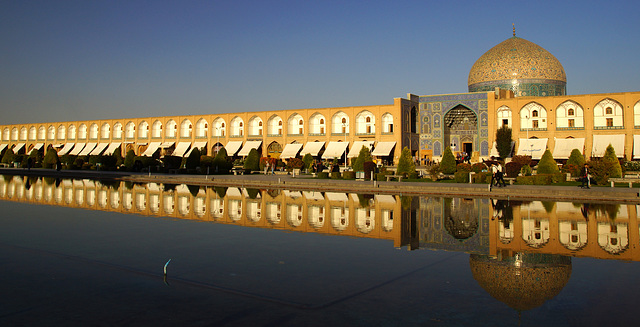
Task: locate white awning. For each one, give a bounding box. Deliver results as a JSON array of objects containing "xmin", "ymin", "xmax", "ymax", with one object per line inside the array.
[
  {"xmin": 225, "ymin": 141, "xmax": 243, "ymax": 156},
  {"xmin": 592, "ymin": 134, "xmax": 625, "ymax": 157},
  {"xmin": 325, "ymin": 192, "xmax": 348, "ymax": 202},
  {"xmin": 303, "ymin": 191, "xmax": 325, "ymax": 201},
  {"xmin": 347, "ymin": 141, "xmax": 374, "ymax": 158},
  {"xmin": 33, "ymin": 143, "xmax": 44, "ymax": 151},
  {"xmin": 90, "ymin": 143, "xmax": 110, "ymax": 156},
  {"xmin": 279, "ymin": 143, "xmax": 303, "ymax": 159},
  {"xmin": 58, "ymin": 143, "xmax": 75, "ymax": 156},
  {"xmin": 489, "ymin": 141, "xmax": 515, "ymax": 158},
  {"xmin": 141, "ymin": 142, "xmax": 162, "ymax": 156},
  {"xmin": 375, "ymin": 194, "xmax": 397, "ymax": 204},
  {"xmin": 283, "ymin": 190, "xmax": 302, "ymax": 198},
  {"xmin": 322, "ymin": 142, "xmax": 349, "ymax": 159},
  {"xmin": 102, "ymin": 143, "xmax": 121, "ymax": 156},
  {"xmin": 159, "ymin": 141, "xmax": 174, "ymax": 148},
  {"xmin": 226, "ymin": 187, "xmax": 242, "ymax": 198},
  {"xmin": 172, "ymin": 142, "xmax": 191, "ymax": 157},
  {"xmin": 13, "ymin": 143, "xmax": 25, "ymax": 153},
  {"xmin": 0, "ymin": 144, "xmax": 7, "ymax": 152},
  {"xmin": 634, "ymin": 135, "xmax": 640, "ymax": 159},
  {"xmin": 69, "ymin": 143, "xmax": 86, "ymax": 156},
  {"xmin": 372, "ymin": 141, "xmax": 396, "ymax": 156},
  {"xmin": 300, "ymin": 141, "xmax": 325, "ymax": 156},
  {"xmin": 552, "ymin": 138, "xmax": 585, "ymax": 159},
  {"xmin": 185, "ymin": 141, "xmax": 207, "ymax": 157},
  {"xmin": 238, "ymin": 140, "xmax": 262, "ymax": 156},
  {"xmin": 516, "ymin": 138, "xmax": 548, "ymax": 159},
  {"xmin": 78, "ymin": 143, "xmax": 97, "ymax": 156}
]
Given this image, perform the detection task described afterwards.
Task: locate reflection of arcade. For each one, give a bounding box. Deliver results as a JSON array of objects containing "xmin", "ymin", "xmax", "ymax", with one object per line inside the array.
[
  {"xmin": 0, "ymin": 175, "xmax": 412, "ymax": 247},
  {"xmin": 489, "ymin": 200, "xmax": 640, "ymax": 261}
]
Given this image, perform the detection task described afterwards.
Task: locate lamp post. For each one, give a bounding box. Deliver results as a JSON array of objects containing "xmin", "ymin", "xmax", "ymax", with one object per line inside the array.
[
  {"xmin": 215, "ymin": 126, "xmax": 221, "ymax": 155},
  {"xmin": 343, "ymin": 122, "xmax": 348, "ymax": 171}
]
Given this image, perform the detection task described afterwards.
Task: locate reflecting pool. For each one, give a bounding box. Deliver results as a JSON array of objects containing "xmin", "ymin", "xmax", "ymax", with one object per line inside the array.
[{"xmin": 1, "ymin": 175, "xmax": 639, "ymax": 326}]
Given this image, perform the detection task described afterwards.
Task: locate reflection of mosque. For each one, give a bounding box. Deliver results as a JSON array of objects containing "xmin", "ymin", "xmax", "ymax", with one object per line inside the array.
[{"xmin": 2, "ymin": 174, "xmax": 640, "ymax": 311}]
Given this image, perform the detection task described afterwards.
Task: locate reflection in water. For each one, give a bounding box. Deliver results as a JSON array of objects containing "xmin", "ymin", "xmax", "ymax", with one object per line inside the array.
[{"xmin": 1, "ymin": 174, "xmax": 640, "ymax": 314}]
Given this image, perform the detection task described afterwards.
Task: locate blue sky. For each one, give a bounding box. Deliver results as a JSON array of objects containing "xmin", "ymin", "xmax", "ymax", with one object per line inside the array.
[{"xmin": 1, "ymin": 0, "xmax": 639, "ymax": 125}]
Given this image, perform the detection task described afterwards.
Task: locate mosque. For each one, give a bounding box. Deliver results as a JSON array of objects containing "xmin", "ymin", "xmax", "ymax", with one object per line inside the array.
[{"xmin": 1, "ymin": 29, "xmax": 639, "ymax": 164}]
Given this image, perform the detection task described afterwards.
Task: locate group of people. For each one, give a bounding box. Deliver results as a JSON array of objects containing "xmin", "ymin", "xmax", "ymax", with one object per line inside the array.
[{"xmin": 490, "ymin": 162, "xmax": 506, "ymax": 189}]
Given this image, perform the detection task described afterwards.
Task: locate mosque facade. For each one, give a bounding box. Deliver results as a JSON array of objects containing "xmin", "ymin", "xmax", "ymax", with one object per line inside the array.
[{"xmin": 1, "ymin": 31, "xmax": 639, "ymax": 163}]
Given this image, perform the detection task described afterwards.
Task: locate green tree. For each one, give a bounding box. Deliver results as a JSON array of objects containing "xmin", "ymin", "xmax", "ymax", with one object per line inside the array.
[
  {"xmin": 567, "ymin": 149, "xmax": 585, "ymax": 167},
  {"xmin": 302, "ymin": 153, "xmax": 314, "ymax": 171},
  {"xmin": 112, "ymin": 146, "xmax": 124, "ymax": 167},
  {"xmin": 43, "ymin": 148, "xmax": 59, "ymax": 169},
  {"xmin": 213, "ymin": 148, "xmax": 232, "ymax": 173},
  {"xmin": 440, "ymin": 145, "xmax": 457, "ymax": 174},
  {"xmin": 243, "ymin": 148, "xmax": 260, "ymax": 172},
  {"xmin": 186, "ymin": 147, "xmax": 201, "ymax": 170},
  {"xmin": 353, "ymin": 145, "xmax": 373, "ymax": 172},
  {"xmin": 495, "ymin": 125, "xmax": 513, "ymax": 159},
  {"xmin": 124, "ymin": 149, "xmax": 136, "ymax": 170},
  {"xmin": 602, "ymin": 144, "xmax": 622, "ymax": 178},
  {"xmin": 396, "ymin": 146, "xmax": 416, "ymax": 176},
  {"xmin": 1, "ymin": 148, "xmax": 15, "ymax": 164},
  {"xmin": 536, "ymin": 149, "xmax": 559, "ymax": 174}
]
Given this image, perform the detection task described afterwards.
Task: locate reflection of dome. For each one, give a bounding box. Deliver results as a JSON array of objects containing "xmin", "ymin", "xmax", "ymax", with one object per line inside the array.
[
  {"xmin": 468, "ymin": 32, "xmax": 566, "ymax": 97},
  {"xmin": 444, "ymin": 199, "xmax": 479, "ymax": 240},
  {"xmin": 469, "ymin": 253, "xmax": 571, "ymax": 311}
]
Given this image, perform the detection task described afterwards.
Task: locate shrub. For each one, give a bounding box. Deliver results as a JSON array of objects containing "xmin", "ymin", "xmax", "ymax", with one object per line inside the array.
[
  {"xmin": 471, "ymin": 162, "xmax": 487, "ymax": 173},
  {"xmin": 43, "ymin": 148, "xmax": 59, "ymax": 169},
  {"xmin": 375, "ymin": 172, "xmax": 390, "ymax": 181},
  {"xmin": 200, "ymin": 155, "xmax": 214, "ymax": 168},
  {"xmin": 625, "ymin": 160, "xmax": 640, "ymax": 172},
  {"xmin": 456, "ymin": 163, "xmax": 472, "ymax": 173},
  {"xmin": 99, "ymin": 155, "xmax": 117, "ymax": 170},
  {"xmin": 505, "ymin": 162, "xmax": 522, "ymax": 178},
  {"xmin": 602, "ymin": 144, "xmax": 622, "ymax": 178},
  {"xmin": 72, "ymin": 157, "xmax": 84, "ymax": 170},
  {"xmin": 212, "ymin": 148, "xmax": 232, "ymax": 173},
  {"xmin": 1, "ymin": 148, "xmax": 14, "ymax": 164},
  {"xmin": 124, "ymin": 149, "xmax": 136, "ymax": 170},
  {"xmin": 511, "ymin": 155, "xmax": 532, "ymax": 167},
  {"xmin": 537, "ymin": 150, "xmax": 559, "ymax": 174},
  {"xmin": 330, "ymin": 172, "xmax": 341, "ymax": 179},
  {"xmin": 317, "ymin": 172, "xmax": 329, "ymax": 179},
  {"xmin": 521, "ymin": 164, "xmax": 532, "ymax": 176},
  {"xmin": 243, "ymin": 148, "xmax": 260, "ymax": 173},
  {"xmin": 186, "ymin": 148, "xmax": 201, "ymax": 170},
  {"xmin": 440, "ymin": 146, "xmax": 457, "ymax": 174},
  {"xmin": 286, "ymin": 157, "xmax": 304, "ymax": 171},
  {"xmin": 343, "ymin": 171, "xmax": 356, "ymax": 180},
  {"xmin": 302, "ymin": 153, "xmax": 314, "ymax": 171},
  {"xmin": 363, "ymin": 161, "xmax": 376, "ymax": 180},
  {"xmin": 561, "ymin": 163, "xmax": 580, "ymax": 178},
  {"xmin": 429, "ymin": 164, "xmax": 441, "ymax": 181},
  {"xmin": 516, "ymin": 176, "xmax": 534, "ymax": 185},
  {"xmin": 473, "ymin": 172, "xmax": 492, "ymax": 184},
  {"xmin": 589, "ymin": 158, "xmax": 616, "ymax": 185},
  {"xmin": 566, "ymin": 149, "xmax": 585, "ymax": 168},
  {"xmin": 396, "ymin": 146, "xmax": 416, "ymax": 176},
  {"xmin": 353, "ymin": 146, "xmax": 373, "ymax": 172},
  {"xmin": 454, "ymin": 171, "xmax": 470, "ymax": 183}
]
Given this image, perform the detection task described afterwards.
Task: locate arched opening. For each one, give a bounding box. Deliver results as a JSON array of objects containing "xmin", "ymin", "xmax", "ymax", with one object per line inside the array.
[{"xmin": 443, "ymin": 105, "xmax": 477, "ymax": 155}]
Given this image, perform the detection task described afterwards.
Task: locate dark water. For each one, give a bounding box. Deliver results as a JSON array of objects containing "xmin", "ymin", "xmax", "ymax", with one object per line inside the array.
[{"xmin": 0, "ymin": 176, "xmax": 639, "ymax": 326}]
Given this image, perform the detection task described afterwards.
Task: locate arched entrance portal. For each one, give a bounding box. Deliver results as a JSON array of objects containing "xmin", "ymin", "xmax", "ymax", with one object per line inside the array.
[{"xmin": 444, "ymin": 105, "xmax": 478, "ymax": 156}]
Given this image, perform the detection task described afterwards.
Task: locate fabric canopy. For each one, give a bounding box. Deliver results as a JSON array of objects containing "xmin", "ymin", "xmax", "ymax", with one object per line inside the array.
[
  {"xmin": 325, "ymin": 192, "xmax": 348, "ymax": 202},
  {"xmin": 375, "ymin": 194, "xmax": 397, "ymax": 204},
  {"xmin": 552, "ymin": 138, "xmax": 585, "ymax": 159},
  {"xmin": 322, "ymin": 141, "xmax": 349, "ymax": 159},
  {"xmin": 141, "ymin": 142, "xmax": 162, "ymax": 156},
  {"xmin": 0, "ymin": 144, "xmax": 7, "ymax": 153},
  {"xmin": 102, "ymin": 143, "xmax": 121, "ymax": 156},
  {"xmin": 58, "ymin": 143, "xmax": 75, "ymax": 156},
  {"xmin": 185, "ymin": 141, "xmax": 207, "ymax": 157},
  {"xmin": 516, "ymin": 138, "xmax": 548, "ymax": 159},
  {"xmin": 32, "ymin": 143, "xmax": 44, "ymax": 151},
  {"xmin": 78, "ymin": 143, "xmax": 97, "ymax": 156},
  {"xmin": 279, "ymin": 143, "xmax": 303, "ymax": 159},
  {"xmin": 592, "ymin": 134, "xmax": 625, "ymax": 157},
  {"xmin": 347, "ymin": 141, "xmax": 374, "ymax": 158},
  {"xmin": 224, "ymin": 141, "xmax": 243, "ymax": 156},
  {"xmin": 300, "ymin": 141, "xmax": 325, "ymax": 156},
  {"xmin": 634, "ymin": 135, "xmax": 640, "ymax": 159},
  {"xmin": 12, "ymin": 143, "xmax": 25, "ymax": 153},
  {"xmin": 371, "ymin": 141, "xmax": 396, "ymax": 156},
  {"xmin": 238, "ymin": 140, "xmax": 262, "ymax": 156},
  {"xmin": 69, "ymin": 143, "xmax": 86, "ymax": 156},
  {"xmin": 489, "ymin": 141, "xmax": 515, "ymax": 158},
  {"xmin": 172, "ymin": 142, "xmax": 191, "ymax": 157},
  {"xmin": 159, "ymin": 141, "xmax": 174, "ymax": 148},
  {"xmin": 89, "ymin": 143, "xmax": 110, "ymax": 156}
]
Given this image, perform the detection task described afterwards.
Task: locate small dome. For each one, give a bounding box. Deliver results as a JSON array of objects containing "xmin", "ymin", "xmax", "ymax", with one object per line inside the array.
[{"xmin": 468, "ymin": 36, "xmax": 566, "ymax": 96}]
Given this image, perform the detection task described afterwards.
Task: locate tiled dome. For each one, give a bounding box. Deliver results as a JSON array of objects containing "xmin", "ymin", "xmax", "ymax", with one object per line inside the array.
[{"xmin": 468, "ymin": 35, "xmax": 566, "ymax": 96}]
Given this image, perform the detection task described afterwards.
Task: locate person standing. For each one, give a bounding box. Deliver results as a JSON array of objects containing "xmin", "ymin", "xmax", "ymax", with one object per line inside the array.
[
  {"xmin": 264, "ymin": 160, "xmax": 270, "ymax": 175},
  {"xmin": 580, "ymin": 163, "xmax": 590, "ymax": 189}
]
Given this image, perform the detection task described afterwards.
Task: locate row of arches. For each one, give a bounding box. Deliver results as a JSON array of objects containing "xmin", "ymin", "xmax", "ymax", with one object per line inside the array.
[
  {"xmin": 497, "ymin": 98, "xmax": 640, "ymax": 130},
  {"xmin": 2, "ymin": 111, "xmax": 395, "ymax": 142}
]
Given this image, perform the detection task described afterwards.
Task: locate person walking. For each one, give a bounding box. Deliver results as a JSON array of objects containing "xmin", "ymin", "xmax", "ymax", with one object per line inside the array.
[
  {"xmin": 490, "ymin": 163, "xmax": 498, "ymax": 189},
  {"xmin": 496, "ymin": 162, "xmax": 506, "ymax": 187},
  {"xmin": 580, "ymin": 163, "xmax": 590, "ymax": 188},
  {"xmin": 264, "ymin": 160, "xmax": 270, "ymax": 175}
]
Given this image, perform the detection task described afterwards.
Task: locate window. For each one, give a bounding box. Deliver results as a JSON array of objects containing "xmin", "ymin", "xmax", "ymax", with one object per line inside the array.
[
  {"xmin": 568, "ymin": 108, "xmax": 575, "ymax": 116},
  {"xmin": 606, "ymin": 118, "xmax": 613, "ymax": 127},
  {"xmin": 502, "ymin": 119, "xmax": 509, "ymax": 126},
  {"xmin": 532, "ymin": 120, "xmax": 539, "ymax": 128},
  {"xmin": 568, "ymin": 119, "xmax": 575, "ymax": 127},
  {"xmin": 606, "ymin": 107, "xmax": 613, "ymax": 115},
  {"xmin": 532, "ymin": 110, "xmax": 539, "ymax": 118}
]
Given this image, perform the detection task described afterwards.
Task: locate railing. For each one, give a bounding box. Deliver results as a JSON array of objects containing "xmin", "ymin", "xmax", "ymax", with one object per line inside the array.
[{"xmin": 593, "ymin": 126, "xmax": 624, "ymax": 130}]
